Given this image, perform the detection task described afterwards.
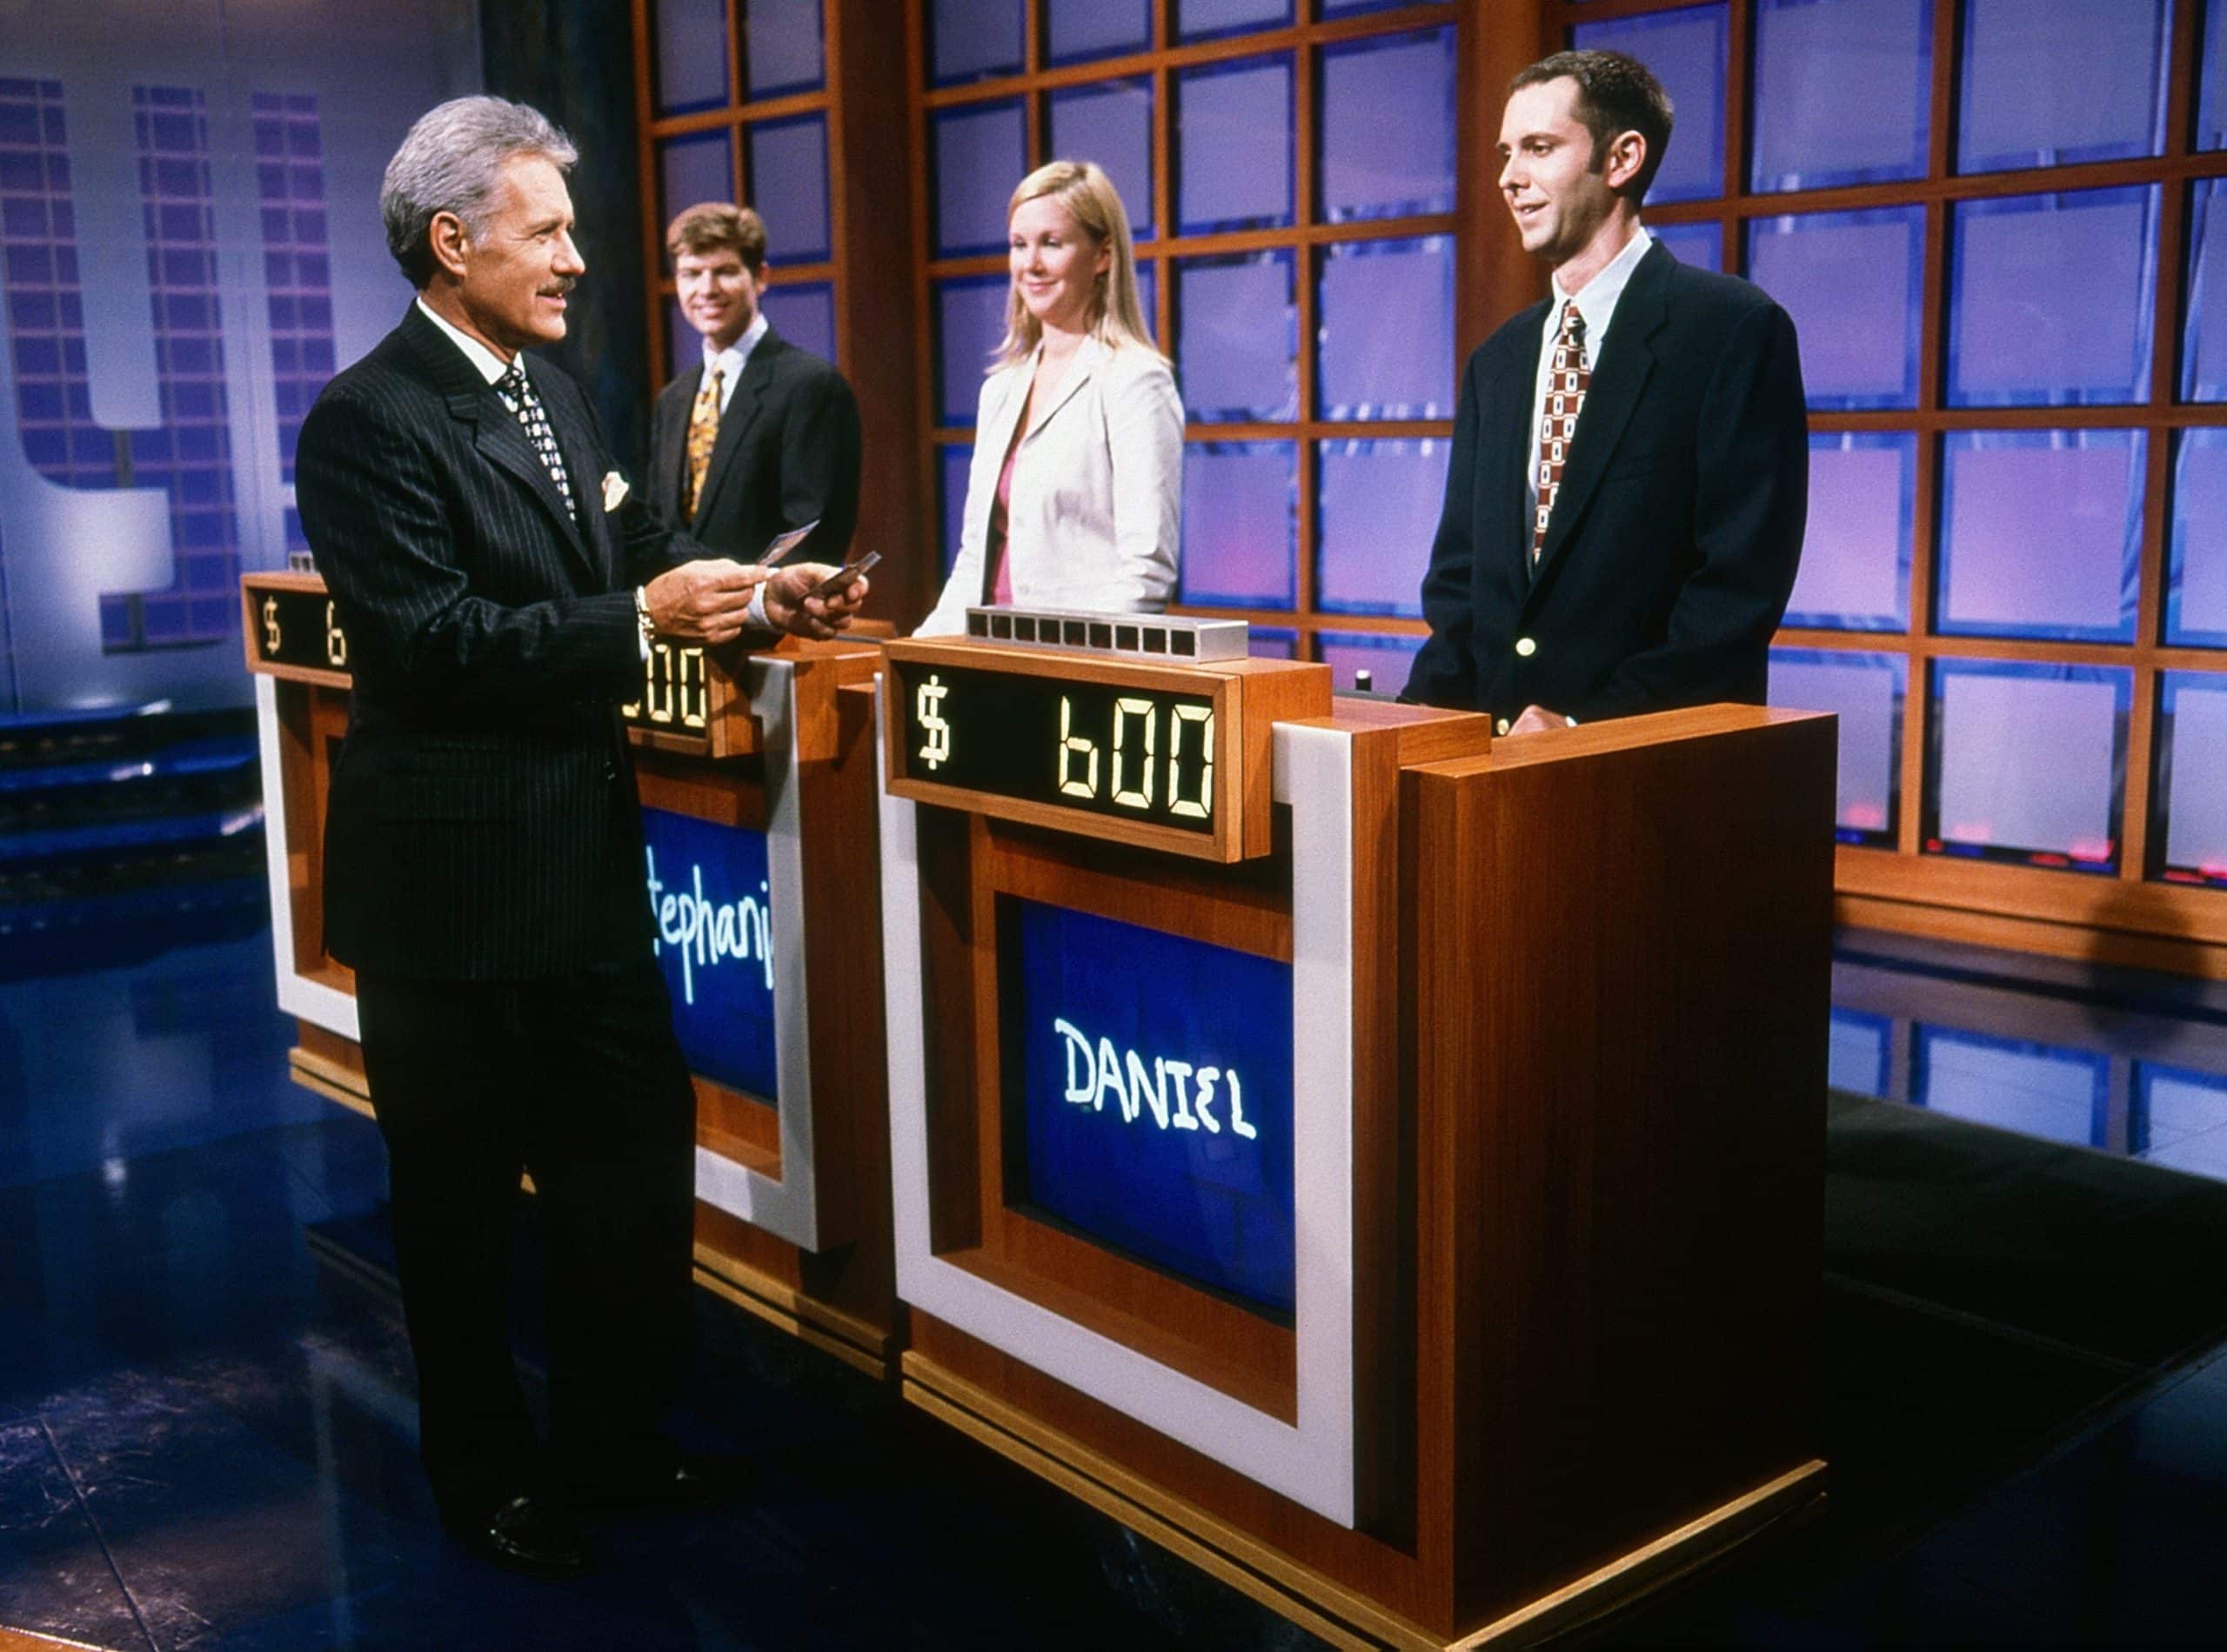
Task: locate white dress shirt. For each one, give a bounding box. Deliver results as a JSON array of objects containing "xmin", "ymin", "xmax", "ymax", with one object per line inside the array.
[
  {"xmin": 1525, "ymin": 225, "xmax": 1654, "ymax": 523},
  {"xmin": 415, "ymin": 298, "xmax": 510, "ymax": 384},
  {"xmin": 698, "ymin": 311, "xmax": 768, "ymax": 412}
]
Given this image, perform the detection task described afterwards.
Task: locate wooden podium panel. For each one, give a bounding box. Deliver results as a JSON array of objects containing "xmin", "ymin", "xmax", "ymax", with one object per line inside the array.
[{"xmin": 886, "ymin": 688, "xmax": 1836, "ymax": 1649}]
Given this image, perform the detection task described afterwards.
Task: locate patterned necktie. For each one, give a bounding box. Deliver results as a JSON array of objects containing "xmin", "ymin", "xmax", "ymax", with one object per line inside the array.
[
  {"xmin": 494, "ymin": 359, "xmax": 573, "ymax": 514},
  {"xmin": 683, "ymin": 366, "xmax": 723, "ymax": 518},
  {"xmin": 1532, "ymin": 301, "xmax": 1589, "ymax": 565}
]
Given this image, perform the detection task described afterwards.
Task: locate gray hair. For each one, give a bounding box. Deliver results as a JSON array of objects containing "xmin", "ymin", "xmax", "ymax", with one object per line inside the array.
[{"xmin": 380, "ymin": 96, "xmax": 577, "ymax": 287}]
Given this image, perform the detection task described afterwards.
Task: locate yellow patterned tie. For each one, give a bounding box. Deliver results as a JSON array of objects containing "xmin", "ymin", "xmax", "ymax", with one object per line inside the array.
[{"xmin": 683, "ymin": 365, "xmax": 723, "ymax": 518}]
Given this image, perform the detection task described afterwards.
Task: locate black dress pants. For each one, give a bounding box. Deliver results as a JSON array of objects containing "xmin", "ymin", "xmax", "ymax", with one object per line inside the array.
[{"xmin": 354, "ymin": 957, "xmax": 698, "ymax": 1520}]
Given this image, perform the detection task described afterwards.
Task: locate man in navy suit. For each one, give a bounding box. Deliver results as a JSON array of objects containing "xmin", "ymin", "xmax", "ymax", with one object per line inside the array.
[
  {"xmin": 296, "ymin": 97, "xmax": 864, "ymax": 1578},
  {"xmin": 651, "ymin": 203, "xmax": 860, "ymax": 566},
  {"xmin": 1404, "ymin": 50, "xmax": 1807, "ymax": 734}
]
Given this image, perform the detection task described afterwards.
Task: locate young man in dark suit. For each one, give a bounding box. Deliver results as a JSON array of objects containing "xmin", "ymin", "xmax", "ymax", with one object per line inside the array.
[
  {"xmin": 651, "ymin": 203, "xmax": 861, "ymax": 566},
  {"xmin": 294, "ymin": 97, "xmax": 866, "ymax": 1579},
  {"xmin": 1404, "ymin": 50, "xmax": 1808, "ymax": 735}
]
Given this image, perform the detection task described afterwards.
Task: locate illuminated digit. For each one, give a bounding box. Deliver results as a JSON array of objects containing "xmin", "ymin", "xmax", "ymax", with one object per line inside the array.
[
  {"xmin": 679, "ymin": 646, "xmax": 707, "ymax": 729},
  {"xmin": 1110, "ymin": 697, "xmax": 1156, "ymax": 810},
  {"xmin": 1057, "ymin": 695, "xmax": 1100, "ymax": 798},
  {"xmin": 648, "ymin": 642, "xmax": 675, "ymax": 725},
  {"xmin": 324, "ymin": 601, "xmax": 346, "ymax": 668},
  {"xmin": 1167, "ymin": 705, "xmax": 1214, "ymax": 819}
]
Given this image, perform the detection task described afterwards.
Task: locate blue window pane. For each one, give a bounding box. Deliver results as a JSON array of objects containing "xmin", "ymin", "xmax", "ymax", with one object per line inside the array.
[
  {"xmin": 745, "ymin": 0, "xmax": 823, "ymax": 97},
  {"xmin": 1912, "ymin": 1028, "xmax": 2108, "ymax": 1149},
  {"xmin": 1926, "ymin": 659, "xmax": 2128, "ymax": 870},
  {"xmin": 1175, "ymin": 251, "xmax": 1295, "ymax": 423},
  {"xmin": 656, "ymin": 0, "xmax": 731, "ymax": 116},
  {"xmin": 668, "ymin": 298, "xmax": 696, "ymax": 387},
  {"xmin": 659, "ymin": 130, "xmax": 732, "ymax": 231},
  {"xmin": 1572, "ymin": 5, "xmax": 1726, "ymax": 204},
  {"xmin": 1784, "ymin": 433, "xmax": 1913, "ymax": 630},
  {"xmin": 1829, "ymin": 1009, "xmax": 1893, "ymax": 1098},
  {"xmin": 1318, "ymin": 236, "xmax": 1453, "ymax": 421},
  {"xmin": 1958, "ymin": 0, "xmax": 2169, "ymax": 172},
  {"xmin": 2170, "ymin": 429, "xmax": 2227, "ymax": 646},
  {"xmin": 1752, "ymin": 0, "xmax": 1930, "ymax": 192},
  {"xmin": 2183, "ymin": 178, "xmax": 2227, "ymax": 400},
  {"xmin": 1320, "ymin": 29, "xmax": 1455, "ymax": 224},
  {"xmin": 2133, "ymin": 1065, "xmax": 2227, "ymax": 1178},
  {"xmin": 1652, "ymin": 220, "xmax": 1722, "ymax": 273},
  {"xmin": 1180, "ymin": 441, "xmax": 1295, "ymax": 609},
  {"xmin": 1135, "ymin": 259, "xmax": 1159, "ymax": 351},
  {"xmin": 1949, "ymin": 187, "xmax": 2157, "ymax": 407},
  {"xmin": 931, "ymin": 0, "xmax": 1024, "ymax": 84},
  {"xmin": 933, "ymin": 99, "xmax": 1027, "ymax": 257},
  {"xmin": 1178, "ymin": 0, "xmax": 1289, "ymax": 41},
  {"xmin": 1176, "ymin": 54, "xmax": 1294, "ymax": 234},
  {"xmin": 1318, "ymin": 629, "xmax": 1422, "ymax": 694},
  {"xmin": 1316, "ymin": 438, "xmax": 1449, "ymax": 618},
  {"xmin": 940, "ymin": 442, "xmax": 973, "ymax": 577},
  {"xmin": 2203, "ymin": 0, "xmax": 2227, "ymax": 150},
  {"xmin": 1048, "ymin": 0, "xmax": 1150, "ymax": 64},
  {"xmin": 1247, "ymin": 625, "xmax": 1296, "ymax": 659},
  {"xmin": 1769, "ymin": 647, "xmax": 1904, "ymax": 843},
  {"xmin": 1938, "ymin": 431, "xmax": 2143, "ymax": 643},
  {"xmin": 749, "ymin": 115, "xmax": 828, "ymax": 263},
  {"xmin": 1746, "ymin": 206, "xmax": 1921, "ymax": 409},
  {"xmin": 760, "ymin": 279, "xmax": 834, "ymax": 364},
  {"xmin": 936, "ymin": 274, "xmax": 1009, "ymax": 426},
  {"xmin": 1050, "ymin": 77, "xmax": 1154, "ymax": 239},
  {"xmin": 2157, "ymin": 673, "xmax": 2227, "ymax": 885}
]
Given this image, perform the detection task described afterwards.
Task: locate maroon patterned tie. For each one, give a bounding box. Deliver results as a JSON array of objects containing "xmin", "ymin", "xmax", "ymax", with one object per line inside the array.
[{"xmin": 1532, "ymin": 301, "xmax": 1588, "ymax": 565}]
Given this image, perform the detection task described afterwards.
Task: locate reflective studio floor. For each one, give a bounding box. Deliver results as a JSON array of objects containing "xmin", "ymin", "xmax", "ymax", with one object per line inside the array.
[{"xmin": 7, "ymin": 889, "xmax": 2227, "ymax": 1648}]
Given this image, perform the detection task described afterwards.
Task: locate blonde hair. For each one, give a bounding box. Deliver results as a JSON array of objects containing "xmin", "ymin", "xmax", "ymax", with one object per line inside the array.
[{"xmin": 991, "ymin": 160, "xmax": 1159, "ymax": 371}]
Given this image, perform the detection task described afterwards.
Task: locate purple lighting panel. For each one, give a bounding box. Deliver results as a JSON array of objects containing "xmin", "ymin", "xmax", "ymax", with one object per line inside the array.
[
  {"xmin": 1937, "ymin": 431, "xmax": 2142, "ymax": 642},
  {"xmin": 1175, "ymin": 251, "xmax": 1295, "ymax": 424},
  {"xmin": 1318, "ymin": 29, "xmax": 1455, "ymax": 224},
  {"xmin": 1315, "ymin": 438, "xmax": 1448, "ymax": 618},
  {"xmin": 1949, "ymin": 188, "xmax": 2157, "ymax": 408},
  {"xmin": 252, "ymin": 94, "xmax": 335, "ymax": 505},
  {"xmin": 655, "ymin": 0, "xmax": 730, "ymax": 115},
  {"xmin": 1178, "ymin": 0, "xmax": 1289, "ymax": 41},
  {"xmin": 1913, "ymin": 1027, "xmax": 2108, "ymax": 1149},
  {"xmin": 2156, "ymin": 673, "xmax": 2227, "ymax": 887},
  {"xmin": 760, "ymin": 281, "xmax": 834, "ymax": 365},
  {"xmin": 2170, "ymin": 429, "xmax": 2227, "ymax": 647},
  {"xmin": 1769, "ymin": 647, "xmax": 1903, "ymax": 844},
  {"xmin": 659, "ymin": 130, "xmax": 732, "ymax": 232},
  {"xmin": 1926, "ymin": 659, "xmax": 2128, "ymax": 872},
  {"xmin": 1318, "ymin": 629, "xmax": 1421, "ymax": 695},
  {"xmin": 1747, "ymin": 207, "xmax": 1921, "ymax": 409},
  {"xmin": 931, "ymin": 0, "xmax": 1025, "ymax": 84},
  {"xmin": 1180, "ymin": 441, "xmax": 1295, "ymax": 609},
  {"xmin": 2134, "ymin": 1065, "xmax": 2227, "ymax": 1180},
  {"xmin": 1652, "ymin": 221, "xmax": 1721, "ymax": 274},
  {"xmin": 936, "ymin": 274, "xmax": 1010, "ymax": 426},
  {"xmin": 1317, "ymin": 237, "xmax": 1453, "ymax": 422},
  {"xmin": 1175, "ymin": 54, "xmax": 1293, "ymax": 234},
  {"xmin": 933, "ymin": 99, "xmax": 1027, "ymax": 257},
  {"xmin": 1573, "ymin": 5, "xmax": 1726, "ymax": 204},
  {"xmin": 1050, "ymin": 77, "xmax": 1154, "ymax": 239},
  {"xmin": 749, "ymin": 115, "xmax": 829, "ymax": 263},
  {"xmin": 2182, "ymin": 178, "xmax": 2227, "ymax": 401},
  {"xmin": 1752, "ymin": 0, "xmax": 1931, "ymax": 192},
  {"xmin": 1784, "ymin": 433, "xmax": 1912, "ymax": 630},
  {"xmin": 1047, "ymin": 0, "xmax": 1150, "ymax": 65},
  {"xmin": 940, "ymin": 442, "xmax": 973, "ymax": 577},
  {"xmin": 1957, "ymin": 0, "xmax": 2168, "ymax": 172},
  {"xmin": 745, "ymin": 0, "xmax": 824, "ymax": 97}
]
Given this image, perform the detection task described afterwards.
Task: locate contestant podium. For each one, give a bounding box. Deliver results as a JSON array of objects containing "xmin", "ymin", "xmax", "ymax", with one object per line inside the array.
[
  {"xmin": 240, "ymin": 571, "xmax": 902, "ymax": 1375},
  {"xmin": 878, "ymin": 617, "xmax": 1836, "ymax": 1649}
]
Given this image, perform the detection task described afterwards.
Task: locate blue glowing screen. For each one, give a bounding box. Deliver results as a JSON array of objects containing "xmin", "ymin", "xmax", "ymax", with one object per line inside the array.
[
  {"xmin": 1003, "ymin": 899, "xmax": 1296, "ymax": 1315},
  {"xmin": 643, "ymin": 807, "xmax": 779, "ymax": 1106}
]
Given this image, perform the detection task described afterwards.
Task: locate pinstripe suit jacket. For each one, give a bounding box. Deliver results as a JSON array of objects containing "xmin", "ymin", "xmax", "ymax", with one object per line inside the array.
[{"xmin": 297, "ymin": 304, "xmax": 685, "ymax": 980}]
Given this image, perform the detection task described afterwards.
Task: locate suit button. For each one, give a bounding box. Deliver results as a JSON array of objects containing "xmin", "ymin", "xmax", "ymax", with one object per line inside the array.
[
  {"xmin": 1515, "ymin": 637, "xmax": 1537, "ymax": 657},
  {"xmin": 603, "ymin": 764, "xmax": 618, "ymax": 782},
  {"xmin": 1495, "ymin": 718, "xmax": 1510, "ymax": 735}
]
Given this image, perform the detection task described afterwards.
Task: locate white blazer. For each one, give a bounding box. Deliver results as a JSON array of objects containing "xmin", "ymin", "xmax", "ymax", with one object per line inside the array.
[{"xmin": 916, "ymin": 334, "xmax": 1184, "ymax": 635}]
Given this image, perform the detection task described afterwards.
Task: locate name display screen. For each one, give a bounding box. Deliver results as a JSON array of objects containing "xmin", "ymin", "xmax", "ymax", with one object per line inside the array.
[
  {"xmin": 895, "ymin": 660, "xmax": 1218, "ymax": 837},
  {"xmin": 1000, "ymin": 899, "xmax": 1295, "ymax": 1315},
  {"xmin": 642, "ymin": 807, "xmax": 778, "ymax": 1106}
]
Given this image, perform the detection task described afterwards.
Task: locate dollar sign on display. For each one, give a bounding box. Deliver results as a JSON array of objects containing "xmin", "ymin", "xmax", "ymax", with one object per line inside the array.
[
  {"xmin": 262, "ymin": 595, "xmax": 282, "ymax": 658},
  {"xmin": 917, "ymin": 674, "xmax": 952, "ymax": 771}
]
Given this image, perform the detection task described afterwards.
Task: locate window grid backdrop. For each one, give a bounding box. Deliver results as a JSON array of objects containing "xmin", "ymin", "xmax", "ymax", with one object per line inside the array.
[
  {"xmin": 1569, "ymin": 0, "xmax": 2227, "ymax": 961},
  {"xmin": 909, "ymin": 0, "xmax": 1460, "ymax": 686},
  {"xmin": 632, "ymin": 0, "xmax": 845, "ymax": 390}
]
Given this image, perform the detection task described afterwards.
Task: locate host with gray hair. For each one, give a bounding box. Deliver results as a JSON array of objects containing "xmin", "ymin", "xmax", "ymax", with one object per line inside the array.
[{"xmin": 379, "ymin": 95, "xmax": 578, "ymax": 287}]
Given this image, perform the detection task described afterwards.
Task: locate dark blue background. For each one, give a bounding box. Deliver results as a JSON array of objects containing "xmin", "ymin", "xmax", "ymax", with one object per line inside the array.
[
  {"xmin": 1006, "ymin": 900, "xmax": 1296, "ymax": 1315},
  {"xmin": 643, "ymin": 807, "xmax": 779, "ymax": 1107}
]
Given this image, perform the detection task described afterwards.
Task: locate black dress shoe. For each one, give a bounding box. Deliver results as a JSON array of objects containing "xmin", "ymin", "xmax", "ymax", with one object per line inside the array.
[{"xmin": 444, "ymin": 1492, "xmax": 590, "ymax": 1579}]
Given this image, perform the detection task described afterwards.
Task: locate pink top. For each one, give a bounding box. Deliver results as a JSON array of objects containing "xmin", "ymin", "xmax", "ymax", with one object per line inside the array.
[{"xmin": 984, "ymin": 417, "xmax": 1026, "ymax": 605}]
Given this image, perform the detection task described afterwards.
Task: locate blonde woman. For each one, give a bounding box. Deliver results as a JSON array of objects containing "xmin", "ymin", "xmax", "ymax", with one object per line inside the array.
[{"xmin": 916, "ymin": 160, "xmax": 1183, "ymax": 635}]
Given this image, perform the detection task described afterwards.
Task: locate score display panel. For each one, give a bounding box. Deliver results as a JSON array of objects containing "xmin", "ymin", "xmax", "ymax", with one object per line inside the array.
[{"xmin": 883, "ymin": 641, "xmax": 1251, "ymax": 862}]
